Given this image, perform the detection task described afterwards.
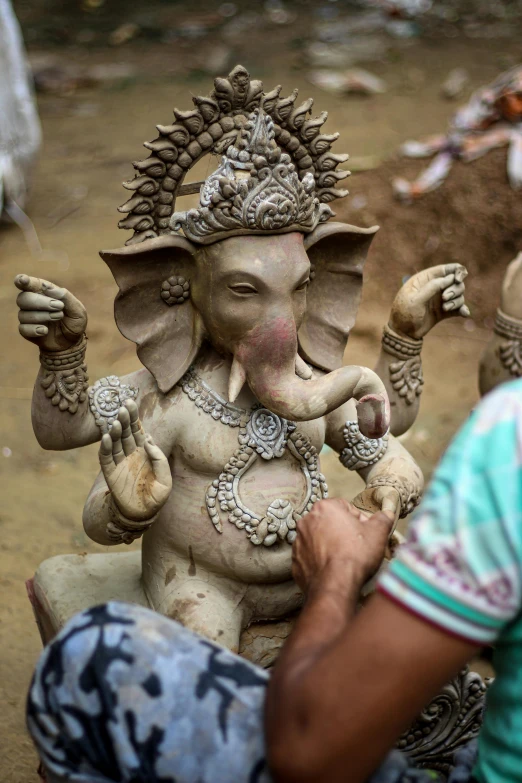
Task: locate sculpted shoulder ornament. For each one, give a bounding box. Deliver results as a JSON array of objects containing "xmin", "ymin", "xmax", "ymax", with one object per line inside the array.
[
  {"xmin": 88, "ymin": 376, "xmax": 139, "ymax": 433},
  {"xmin": 340, "ymin": 420, "xmax": 389, "ymax": 471}
]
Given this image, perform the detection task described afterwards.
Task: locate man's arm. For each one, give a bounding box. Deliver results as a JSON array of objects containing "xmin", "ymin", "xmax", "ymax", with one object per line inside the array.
[
  {"xmin": 269, "ymin": 381, "xmax": 522, "ymax": 783},
  {"xmin": 265, "ymin": 502, "xmax": 477, "ymax": 783}
]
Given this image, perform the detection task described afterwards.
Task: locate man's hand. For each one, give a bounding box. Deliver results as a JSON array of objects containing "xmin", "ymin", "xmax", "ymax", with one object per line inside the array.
[
  {"xmin": 293, "ymin": 499, "xmax": 394, "ymax": 596},
  {"xmin": 389, "ymin": 263, "xmax": 469, "ymax": 340},
  {"xmin": 15, "ymin": 273, "xmax": 87, "ymax": 351}
]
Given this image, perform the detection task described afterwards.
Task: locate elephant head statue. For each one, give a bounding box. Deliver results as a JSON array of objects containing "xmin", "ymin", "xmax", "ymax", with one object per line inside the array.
[{"xmin": 101, "ymin": 66, "xmax": 388, "ymax": 438}]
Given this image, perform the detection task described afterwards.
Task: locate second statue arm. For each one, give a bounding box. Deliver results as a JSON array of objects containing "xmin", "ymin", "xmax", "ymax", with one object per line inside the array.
[
  {"xmin": 374, "ymin": 263, "xmax": 470, "ymax": 436},
  {"xmin": 479, "ymin": 252, "xmax": 522, "ymax": 396},
  {"xmin": 15, "ymin": 273, "xmax": 101, "ymax": 449}
]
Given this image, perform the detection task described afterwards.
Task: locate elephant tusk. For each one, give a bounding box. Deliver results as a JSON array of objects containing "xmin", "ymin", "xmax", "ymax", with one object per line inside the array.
[
  {"xmin": 295, "ymin": 354, "xmax": 313, "ymax": 380},
  {"xmin": 228, "ymin": 355, "xmax": 247, "ymax": 403}
]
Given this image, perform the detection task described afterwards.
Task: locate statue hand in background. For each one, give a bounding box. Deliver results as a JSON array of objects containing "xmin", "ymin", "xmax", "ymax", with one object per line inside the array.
[
  {"xmin": 500, "ymin": 251, "xmax": 522, "ymax": 319},
  {"xmin": 99, "ymin": 401, "xmax": 172, "ymax": 522},
  {"xmin": 389, "ymin": 263, "xmax": 470, "ymax": 340},
  {"xmin": 15, "ymin": 274, "xmax": 87, "ymax": 351}
]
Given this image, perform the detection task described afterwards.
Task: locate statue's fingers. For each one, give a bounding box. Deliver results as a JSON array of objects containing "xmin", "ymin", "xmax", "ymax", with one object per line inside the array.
[
  {"xmin": 19, "ymin": 324, "xmax": 48, "ymax": 339},
  {"xmin": 144, "ymin": 437, "xmax": 171, "ymax": 488},
  {"xmin": 459, "ymin": 304, "xmax": 471, "ymax": 317},
  {"xmin": 453, "ymin": 265, "xmax": 468, "ymax": 284},
  {"xmin": 110, "ymin": 421, "xmax": 125, "ymax": 465},
  {"xmin": 125, "ymin": 399, "xmax": 139, "ymax": 423},
  {"xmin": 442, "ymin": 282, "xmax": 465, "ymax": 301},
  {"xmin": 99, "ymin": 434, "xmax": 116, "ymax": 474},
  {"xmin": 125, "ymin": 399, "xmax": 146, "ymax": 446},
  {"xmin": 17, "ymin": 292, "xmax": 65, "ymax": 312},
  {"xmin": 442, "ymin": 263, "xmax": 461, "ymax": 276},
  {"xmin": 14, "ymin": 274, "xmax": 66, "ymax": 299},
  {"xmin": 422, "ymin": 264, "xmax": 450, "ymax": 279},
  {"xmin": 118, "ymin": 406, "xmax": 136, "ymax": 456},
  {"xmin": 18, "ymin": 310, "xmax": 64, "ymax": 324},
  {"xmin": 442, "ymin": 264, "xmax": 467, "ymax": 282},
  {"xmin": 418, "ymin": 272, "xmax": 455, "ymax": 303},
  {"xmin": 443, "ymin": 295, "xmax": 465, "ymax": 313},
  {"xmin": 61, "ymin": 290, "xmax": 86, "ymax": 323},
  {"xmin": 15, "ymin": 275, "xmax": 86, "ymax": 337},
  {"xmin": 373, "ymin": 487, "xmax": 400, "ymax": 524}
]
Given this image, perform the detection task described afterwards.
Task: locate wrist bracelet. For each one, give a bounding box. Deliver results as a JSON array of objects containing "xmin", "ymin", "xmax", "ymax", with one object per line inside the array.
[
  {"xmin": 106, "ymin": 498, "xmax": 158, "ymax": 545},
  {"xmin": 495, "ymin": 309, "xmax": 522, "ymax": 378},
  {"xmin": 340, "ymin": 420, "xmax": 389, "ymax": 472},
  {"xmin": 40, "ymin": 334, "xmax": 87, "ymax": 371},
  {"xmin": 365, "ymin": 474, "xmax": 421, "ymax": 519},
  {"xmin": 494, "ymin": 309, "xmax": 522, "ymax": 341},
  {"xmin": 40, "ymin": 335, "xmax": 89, "ymax": 414},
  {"xmin": 382, "ymin": 325, "xmax": 423, "ymax": 405},
  {"xmin": 382, "ymin": 324, "xmax": 423, "ymax": 359}
]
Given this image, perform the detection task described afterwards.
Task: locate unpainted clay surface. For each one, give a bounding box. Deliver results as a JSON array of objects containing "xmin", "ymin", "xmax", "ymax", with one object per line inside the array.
[
  {"xmin": 16, "ymin": 66, "xmax": 471, "ymax": 651},
  {"xmin": 480, "ymin": 251, "xmax": 522, "ymax": 395}
]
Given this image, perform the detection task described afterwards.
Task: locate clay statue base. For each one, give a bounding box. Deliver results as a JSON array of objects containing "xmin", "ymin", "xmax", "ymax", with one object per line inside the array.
[{"xmin": 26, "ymin": 551, "xmax": 294, "ymax": 668}]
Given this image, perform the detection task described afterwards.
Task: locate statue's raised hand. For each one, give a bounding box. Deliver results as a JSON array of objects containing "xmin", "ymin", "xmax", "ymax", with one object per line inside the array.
[
  {"xmin": 99, "ymin": 400, "xmax": 172, "ymax": 521},
  {"xmin": 15, "ymin": 274, "xmax": 87, "ymax": 351},
  {"xmin": 389, "ymin": 263, "xmax": 470, "ymax": 340},
  {"xmin": 500, "ymin": 251, "xmax": 522, "ymax": 319}
]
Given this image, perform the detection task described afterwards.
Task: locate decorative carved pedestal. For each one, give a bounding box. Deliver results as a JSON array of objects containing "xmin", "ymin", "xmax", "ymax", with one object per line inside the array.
[{"xmin": 397, "ymin": 668, "xmax": 488, "ymax": 773}]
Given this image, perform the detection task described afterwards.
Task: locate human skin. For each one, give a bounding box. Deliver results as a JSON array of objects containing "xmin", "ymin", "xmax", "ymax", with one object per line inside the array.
[{"xmin": 265, "ymin": 499, "xmax": 477, "ymax": 783}]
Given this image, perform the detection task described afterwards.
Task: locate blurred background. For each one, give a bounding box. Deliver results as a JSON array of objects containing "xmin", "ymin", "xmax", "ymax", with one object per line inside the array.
[{"xmin": 1, "ymin": 0, "xmax": 521, "ymax": 779}]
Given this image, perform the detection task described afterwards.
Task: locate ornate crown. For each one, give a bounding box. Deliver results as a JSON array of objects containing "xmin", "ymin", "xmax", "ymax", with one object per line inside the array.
[
  {"xmin": 170, "ymin": 107, "xmax": 333, "ymax": 243},
  {"xmin": 118, "ymin": 65, "xmax": 350, "ymax": 246}
]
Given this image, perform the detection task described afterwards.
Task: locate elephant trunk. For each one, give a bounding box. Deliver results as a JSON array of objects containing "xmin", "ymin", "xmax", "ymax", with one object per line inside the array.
[{"xmin": 233, "ymin": 317, "xmax": 390, "ymax": 438}]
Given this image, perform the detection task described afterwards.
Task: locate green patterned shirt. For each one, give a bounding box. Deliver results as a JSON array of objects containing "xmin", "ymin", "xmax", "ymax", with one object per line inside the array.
[{"xmin": 379, "ymin": 378, "xmax": 522, "ymax": 782}]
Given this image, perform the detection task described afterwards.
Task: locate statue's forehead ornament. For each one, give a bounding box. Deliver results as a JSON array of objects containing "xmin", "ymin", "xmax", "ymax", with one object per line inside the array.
[{"xmin": 118, "ymin": 64, "xmax": 350, "ymax": 246}]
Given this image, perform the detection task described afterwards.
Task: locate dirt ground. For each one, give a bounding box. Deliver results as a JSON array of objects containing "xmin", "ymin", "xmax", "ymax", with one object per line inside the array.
[{"xmin": 1, "ymin": 4, "xmax": 520, "ymax": 779}]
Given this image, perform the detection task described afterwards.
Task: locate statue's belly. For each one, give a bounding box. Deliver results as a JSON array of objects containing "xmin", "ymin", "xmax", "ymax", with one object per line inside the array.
[
  {"xmin": 142, "ymin": 409, "xmax": 326, "ymax": 586},
  {"xmin": 142, "ymin": 450, "xmax": 323, "ymax": 585}
]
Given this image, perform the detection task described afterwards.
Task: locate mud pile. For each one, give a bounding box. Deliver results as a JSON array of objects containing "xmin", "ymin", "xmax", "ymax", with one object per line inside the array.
[{"xmin": 337, "ymin": 148, "xmax": 522, "ymax": 322}]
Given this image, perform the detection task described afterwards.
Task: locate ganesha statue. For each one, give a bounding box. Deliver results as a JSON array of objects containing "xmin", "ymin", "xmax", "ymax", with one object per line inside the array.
[{"xmin": 17, "ymin": 66, "xmax": 470, "ymax": 655}]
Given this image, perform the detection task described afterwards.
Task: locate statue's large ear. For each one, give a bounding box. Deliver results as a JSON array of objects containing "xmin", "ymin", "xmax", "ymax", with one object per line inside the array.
[
  {"xmin": 100, "ymin": 235, "xmax": 203, "ymax": 393},
  {"xmin": 298, "ymin": 221, "xmax": 378, "ymax": 372}
]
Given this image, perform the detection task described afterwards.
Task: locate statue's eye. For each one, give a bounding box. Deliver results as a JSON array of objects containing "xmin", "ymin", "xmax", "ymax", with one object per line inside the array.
[
  {"xmin": 295, "ymin": 279, "xmax": 310, "ymax": 292},
  {"xmin": 229, "ymin": 283, "xmax": 258, "ymax": 295}
]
